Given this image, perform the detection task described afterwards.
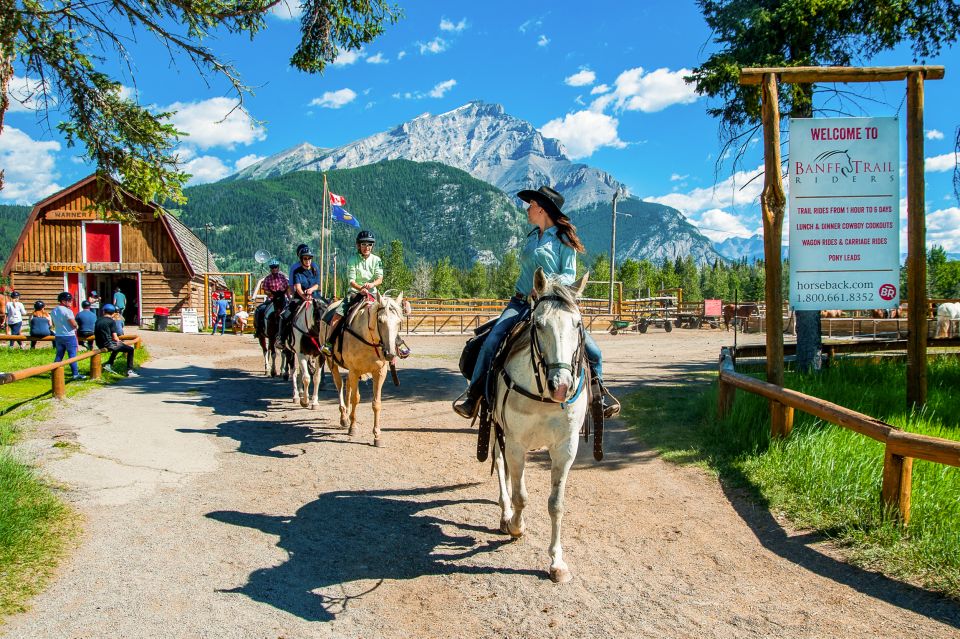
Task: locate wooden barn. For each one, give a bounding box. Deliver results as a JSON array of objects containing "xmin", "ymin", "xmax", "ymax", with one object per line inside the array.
[{"xmin": 2, "ymin": 174, "xmax": 221, "ymax": 325}]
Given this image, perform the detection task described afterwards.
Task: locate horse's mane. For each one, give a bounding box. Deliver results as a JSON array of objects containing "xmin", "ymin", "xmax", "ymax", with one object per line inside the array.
[{"xmin": 535, "ymin": 276, "xmax": 580, "ymax": 314}]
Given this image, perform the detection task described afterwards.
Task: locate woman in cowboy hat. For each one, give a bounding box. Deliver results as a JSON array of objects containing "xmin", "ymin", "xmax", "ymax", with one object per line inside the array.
[{"xmin": 453, "ymin": 186, "xmax": 619, "ymax": 419}]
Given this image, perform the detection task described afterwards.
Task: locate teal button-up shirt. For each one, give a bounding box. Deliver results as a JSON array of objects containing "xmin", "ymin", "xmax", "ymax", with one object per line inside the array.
[{"xmin": 515, "ymin": 226, "xmax": 577, "ymax": 296}]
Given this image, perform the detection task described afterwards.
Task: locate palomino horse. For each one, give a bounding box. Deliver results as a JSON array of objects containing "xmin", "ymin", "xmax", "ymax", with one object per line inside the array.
[
  {"xmin": 489, "ymin": 268, "xmax": 590, "ymax": 583},
  {"xmin": 288, "ymin": 296, "xmax": 328, "ymax": 409},
  {"xmin": 936, "ymin": 302, "xmax": 960, "ymax": 338},
  {"xmin": 322, "ymin": 291, "xmax": 408, "ymax": 447},
  {"xmin": 254, "ymin": 291, "xmax": 290, "ymax": 378}
]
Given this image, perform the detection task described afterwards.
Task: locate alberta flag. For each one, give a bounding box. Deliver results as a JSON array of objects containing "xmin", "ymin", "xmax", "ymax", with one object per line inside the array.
[{"xmin": 329, "ymin": 192, "xmax": 360, "ymax": 227}]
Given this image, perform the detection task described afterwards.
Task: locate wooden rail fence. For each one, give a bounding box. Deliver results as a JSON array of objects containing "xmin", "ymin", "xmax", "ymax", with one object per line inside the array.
[
  {"xmin": 717, "ymin": 347, "xmax": 960, "ymax": 523},
  {"xmin": 0, "ymin": 335, "xmax": 142, "ymax": 400}
]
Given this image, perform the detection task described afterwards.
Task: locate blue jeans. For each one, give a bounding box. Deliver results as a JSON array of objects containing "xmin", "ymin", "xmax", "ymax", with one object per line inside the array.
[
  {"xmin": 212, "ymin": 314, "xmax": 226, "ymax": 334},
  {"xmin": 469, "ymin": 298, "xmax": 605, "ymax": 394},
  {"xmin": 54, "ymin": 335, "xmax": 80, "ymax": 377}
]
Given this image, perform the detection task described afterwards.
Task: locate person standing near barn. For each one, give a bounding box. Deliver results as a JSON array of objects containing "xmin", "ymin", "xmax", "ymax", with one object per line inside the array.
[
  {"xmin": 50, "ymin": 292, "xmax": 86, "ymax": 381},
  {"xmin": 112, "ymin": 286, "xmax": 127, "ymax": 320},
  {"xmin": 453, "ymin": 186, "xmax": 619, "ymax": 420},
  {"xmin": 5, "ymin": 291, "xmax": 27, "ymax": 349}
]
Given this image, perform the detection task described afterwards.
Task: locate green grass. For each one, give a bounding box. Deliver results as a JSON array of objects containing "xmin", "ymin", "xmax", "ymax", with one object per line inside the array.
[
  {"xmin": 622, "ymin": 357, "xmax": 960, "ymax": 599},
  {"xmin": 0, "ymin": 343, "xmax": 148, "ymax": 619}
]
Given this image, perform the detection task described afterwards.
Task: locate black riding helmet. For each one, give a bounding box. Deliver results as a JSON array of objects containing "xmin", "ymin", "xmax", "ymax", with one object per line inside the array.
[
  {"xmin": 297, "ymin": 245, "xmax": 315, "ymax": 259},
  {"xmin": 57, "ymin": 291, "xmax": 73, "ymax": 302},
  {"xmin": 356, "ymin": 230, "xmax": 375, "ymax": 245},
  {"xmin": 34, "ymin": 300, "xmax": 45, "ymax": 310}
]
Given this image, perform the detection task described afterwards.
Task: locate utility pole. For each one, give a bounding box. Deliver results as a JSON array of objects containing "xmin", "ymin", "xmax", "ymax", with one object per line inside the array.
[{"xmin": 608, "ymin": 189, "xmax": 620, "ymax": 313}]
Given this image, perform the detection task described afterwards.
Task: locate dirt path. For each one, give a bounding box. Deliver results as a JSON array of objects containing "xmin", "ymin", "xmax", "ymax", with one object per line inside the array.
[{"xmin": 5, "ymin": 328, "xmax": 959, "ymax": 638}]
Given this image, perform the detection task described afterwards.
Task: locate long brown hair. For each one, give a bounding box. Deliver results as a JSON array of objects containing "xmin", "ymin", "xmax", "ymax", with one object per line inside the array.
[{"xmin": 542, "ymin": 200, "xmax": 585, "ymax": 253}]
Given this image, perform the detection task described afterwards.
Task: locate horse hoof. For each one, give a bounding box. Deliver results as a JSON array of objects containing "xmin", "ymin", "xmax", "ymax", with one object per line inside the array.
[
  {"xmin": 374, "ymin": 438, "xmax": 383, "ymax": 448},
  {"xmin": 299, "ymin": 398, "xmax": 309, "ymax": 408},
  {"xmin": 549, "ymin": 566, "xmax": 573, "ymax": 584},
  {"xmin": 508, "ymin": 524, "xmax": 525, "ymax": 538},
  {"xmin": 348, "ymin": 427, "xmax": 357, "ymax": 437},
  {"xmin": 499, "ymin": 519, "xmax": 511, "ymax": 535}
]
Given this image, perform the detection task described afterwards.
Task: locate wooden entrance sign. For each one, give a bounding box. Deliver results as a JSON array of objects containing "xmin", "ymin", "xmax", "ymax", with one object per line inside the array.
[{"xmin": 740, "ymin": 65, "xmax": 945, "ymax": 409}]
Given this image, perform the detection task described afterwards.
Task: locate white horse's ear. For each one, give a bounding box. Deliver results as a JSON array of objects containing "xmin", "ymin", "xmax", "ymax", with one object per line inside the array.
[
  {"xmin": 375, "ymin": 291, "xmax": 383, "ymax": 305},
  {"xmin": 533, "ymin": 267, "xmax": 547, "ymax": 296},
  {"xmin": 396, "ymin": 291, "xmax": 403, "ymax": 305},
  {"xmin": 572, "ymin": 271, "xmax": 589, "ymax": 297}
]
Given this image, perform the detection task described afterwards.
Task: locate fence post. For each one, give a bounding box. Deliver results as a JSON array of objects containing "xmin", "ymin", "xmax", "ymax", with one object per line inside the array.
[
  {"xmin": 52, "ymin": 366, "xmax": 66, "ymax": 399},
  {"xmin": 770, "ymin": 401, "xmax": 794, "ymax": 438},
  {"xmin": 718, "ymin": 347, "xmax": 735, "ymax": 418},
  {"xmin": 91, "ymin": 351, "xmax": 102, "ymax": 379},
  {"xmin": 881, "ymin": 441, "xmax": 913, "ymax": 524}
]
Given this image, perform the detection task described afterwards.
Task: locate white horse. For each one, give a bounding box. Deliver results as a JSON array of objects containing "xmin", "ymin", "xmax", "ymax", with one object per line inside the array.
[
  {"xmin": 289, "ymin": 297, "xmax": 327, "ymax": 409},
  {"xmin": 490, "ymin": 268, "xmax": 590, "ymax": 583},
  {"xmin": 936, "ymin": 302, "xmax": 960, "ymax": 338},
  {"xmin": 322, "ymin": 291, "xmax": 408, "ymax": 447}
]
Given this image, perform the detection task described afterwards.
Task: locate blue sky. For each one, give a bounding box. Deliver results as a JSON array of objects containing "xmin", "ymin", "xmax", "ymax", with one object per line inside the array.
[{"xmin": 2, "ymin": 1, "xmax": 958, "ymax": 251}]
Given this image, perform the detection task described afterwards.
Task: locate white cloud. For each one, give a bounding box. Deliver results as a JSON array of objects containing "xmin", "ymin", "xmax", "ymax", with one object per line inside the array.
[
  {"xmin": 309, "ymin": 88, "xmax": 357, "ymax": 109},
  {"xmin": 6, "ymin": 75, "xmax": 52, "ymax": 113},
  {"xmin": 925, "ymin": 152, "xmax": 958, "ymax": 172},
  {"xmin": 599, "ymin": 66, "xmax": 699, "ymax": 113},
  {"xmin": 166, "ymin": 97, "xmax": 266, "ymax": 150},
  {"xmin": 428, "ymin": 79, "xmax": 457, "ymax": 98},
  {"xmin": 234, "ymin": 154, "xmax": 264, "ymax": 172},
  {"xmin": 537, "ymin": 35, "xmax": 550, "ymax": 47},
  {"xmin": 926, "ymin": 129, "xmax": 944, "ymax": 140},
  {"xmin": 670, "ymin": 173, "xmax": 689, "ymax": 182},
  {"xmin": 564, "ymin": 69, "xmax": 595, "ymax": 87},
  {"xmin": 0, "ymin": 127, "xmax": 62, "ymax": 203},
  {"xmin": 269, "ymin": 0, "xmax": 302, "ymax": 19},
  {"xmin": 519, "ymin": 17, "xmax": 542, "ymax": 33},
  {"xmin": 333, "ymin": 49, "xmax": 365, "ymax": 66},
  {"xmin": 927, "ymin": 207, "xmax": 960, "ymax": 252},
  {"xmin": 440, "ymin": 17, "xmax": 467, "ymax": 32},
  {"xmin": 397, "ymin": 50, "xmax": 407, "ymax": 60},
  {"xmin": 647, "ymin": 164, "xmax": 765, "ymax": 214},
  {"xmin": 395, "ymin": 79, "xmax": 457, "ymax": 100},
  {"xmin": 183, "ymin": 155, "xmax": 231, "ymax": 185},
  {"xmin": 417, "ymin": 37, "xmax": 448, "ymax": 55},
  {"xmin": 691, "ymin": 208, "xmax": 757, "ymax": 242},
  {"xmin": 590, "ymin": 84, "xmax": 610, "ymax": 95},
  {"xmin": 541, "ymin": 110, "xmax": 624, "ymax": 159},
  {"xmin": 366, "ymin": 52, "xmax": 388, "ymax": 64}
]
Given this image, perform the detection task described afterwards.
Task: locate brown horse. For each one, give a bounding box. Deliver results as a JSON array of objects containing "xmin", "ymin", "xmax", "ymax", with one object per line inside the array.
[{"xmin": 722, "ymin": 303, "xmax": 758, "ymax": 331}]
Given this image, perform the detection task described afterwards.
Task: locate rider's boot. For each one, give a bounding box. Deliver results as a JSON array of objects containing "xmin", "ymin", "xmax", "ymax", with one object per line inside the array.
[
  {"xmin": 453, "ymin": 377, "xmax": 483, "ymax": 419},
  {"xmin": 598, "ymin": 380, "xmax": 621, "ymax": 418},
  {"xmin": 320, "ymin": 314, "xmax": 341, "ymax": 357}
]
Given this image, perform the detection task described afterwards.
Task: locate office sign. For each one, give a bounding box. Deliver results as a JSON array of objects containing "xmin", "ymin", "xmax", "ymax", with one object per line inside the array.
[{"xmin": 789, "ymin": 117, "xmax": 900, "ymax": 311}]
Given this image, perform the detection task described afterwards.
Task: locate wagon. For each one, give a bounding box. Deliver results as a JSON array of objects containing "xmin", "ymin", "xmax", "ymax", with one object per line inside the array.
[{"xmin": 608, "ymin": 295, "xmax": 678, "ymax": 334}]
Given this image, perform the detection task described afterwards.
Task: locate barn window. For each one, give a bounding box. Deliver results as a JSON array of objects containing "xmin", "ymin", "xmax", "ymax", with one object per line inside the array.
[{"xmin": 85, "ymin": 223, "xmax": 120, "ymax": 262}]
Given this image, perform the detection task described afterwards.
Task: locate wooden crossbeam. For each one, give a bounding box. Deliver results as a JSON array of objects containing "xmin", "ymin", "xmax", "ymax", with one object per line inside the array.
[{"xmin": 739, "ymin": 65, "xmax": 945, "ymax": 85}]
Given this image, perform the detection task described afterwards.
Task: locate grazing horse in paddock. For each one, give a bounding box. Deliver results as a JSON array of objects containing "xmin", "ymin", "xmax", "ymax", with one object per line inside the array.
[
  {"xmin": 722, "ymin": 303, "xmax": 758, "ymax": 331},
  {"xmin": 871, "ymin": 306, "xmax": 902, "ymax": 319},
  {"xmin": 322, "ymin": 292, "xmax": 409, "ymax": 447},
  {"xmin": 288, "ymin": 297, "xmax": 328, "ymax": 409},
  {"xmin": 820, "ymin": 309, "xmax": 844, "ymax": 319},
  {"xmin": 254, "ymin": 292, "xmax": 290, "ymax": 378},
  {"xmin": 489, "ymin": 269, "xmax": 590, "ymax": 583},
  {"xmin": 935, "ymin": 302, "xmax": 960, "ymax": 338}
]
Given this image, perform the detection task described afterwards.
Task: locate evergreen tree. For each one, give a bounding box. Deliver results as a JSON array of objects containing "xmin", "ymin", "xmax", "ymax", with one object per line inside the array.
[
  {"xmin": 383, "ymin": 239, "xmax": 413, "ymax": 293},
  {"xmin": 585, "ymin": 254, "xmax": 610, "ymax": 299},
  {"xmin": 431, "ymin": 257, "xmax": 462, "ymax": 298},
  {"xmin": 492, "ymin": 251, "xmax": 521, "ymax": 298},
  {"xmin": 464, "ymin": 262, "xmax": 490, "ymax": 298},
  {"xmin": 617, "ymin": 259, "xmax": 641, "ymax": 300}
]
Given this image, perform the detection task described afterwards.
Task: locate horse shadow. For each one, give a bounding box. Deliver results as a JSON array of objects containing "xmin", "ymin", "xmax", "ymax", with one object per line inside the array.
[{"xmin": 206, "ymin": 483, "xmax": 541, "ymax": 621}]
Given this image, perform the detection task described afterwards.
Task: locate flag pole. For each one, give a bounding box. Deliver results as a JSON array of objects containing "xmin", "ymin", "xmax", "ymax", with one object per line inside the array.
[{"xmin": 320, "ymin": 174, "xmax": 328, "ymax": 295}]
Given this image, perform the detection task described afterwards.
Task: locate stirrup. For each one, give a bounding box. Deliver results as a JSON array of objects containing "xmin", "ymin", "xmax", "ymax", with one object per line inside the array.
[
  {"xmin": 453, "ymin": 388, "xmax": 480, "ymax": 419},
  {"xmin": 600, "ymin": 385, "xmax": 621, "ymax": 418},
  {"xmin": 320, "ymin": 342, "xmax": 333, "ymax": 357}
]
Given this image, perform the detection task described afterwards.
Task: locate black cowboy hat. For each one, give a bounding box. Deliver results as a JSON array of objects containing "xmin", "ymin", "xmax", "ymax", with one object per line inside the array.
[{"xmin": 517, "ymin": 186, "xmax": 566, "ymax": 220}]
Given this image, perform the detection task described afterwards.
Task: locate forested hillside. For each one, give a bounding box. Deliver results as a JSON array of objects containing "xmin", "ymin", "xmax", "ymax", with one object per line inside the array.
[
  {"xmin": 0, "ymin": 205, "xmax": 31, "ymax": 268},
  {"xmin": 176, "ymin": 160, "xmax": 527, "ymax": 272}
]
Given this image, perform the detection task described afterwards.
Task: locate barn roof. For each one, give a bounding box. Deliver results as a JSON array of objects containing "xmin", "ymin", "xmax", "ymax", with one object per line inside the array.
[
  {"xmin": 2, "ymin": 174, "xmax": 223, "ymax": 285},
  {"xmin": 162, "ymin": 214, "xmax": 225, "ymax": 286}
]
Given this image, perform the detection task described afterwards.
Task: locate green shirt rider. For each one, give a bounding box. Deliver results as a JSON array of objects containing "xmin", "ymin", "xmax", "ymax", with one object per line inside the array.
[{"xmin": 320, "ymin": 230, "xmax": 384, "ymax": 357}]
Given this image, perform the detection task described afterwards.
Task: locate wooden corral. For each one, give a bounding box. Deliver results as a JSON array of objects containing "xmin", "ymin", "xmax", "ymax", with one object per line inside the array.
[{"xmin": 2, "ymin": 174, "xmax": 223, "ymax": 326}]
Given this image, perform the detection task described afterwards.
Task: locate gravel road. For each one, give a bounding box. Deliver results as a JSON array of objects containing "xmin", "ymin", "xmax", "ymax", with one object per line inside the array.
[{"xmin": 5, "ymin": 327, "xmax": 959, "ymax": 638}]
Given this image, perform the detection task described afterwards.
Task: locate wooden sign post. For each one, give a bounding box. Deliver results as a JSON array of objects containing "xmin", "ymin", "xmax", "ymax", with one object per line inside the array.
[{"xmin": 740, "ymin": 65, "xmax": 945, "ymax": 409}]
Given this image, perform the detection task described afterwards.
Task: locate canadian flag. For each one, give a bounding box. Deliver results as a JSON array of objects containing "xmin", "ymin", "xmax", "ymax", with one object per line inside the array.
[{"xmin": 329, "ymin": 192, "xmax": 346, "ymax": 207}]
